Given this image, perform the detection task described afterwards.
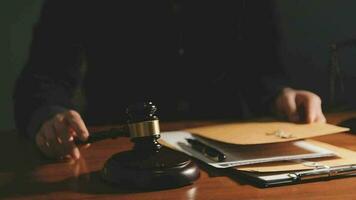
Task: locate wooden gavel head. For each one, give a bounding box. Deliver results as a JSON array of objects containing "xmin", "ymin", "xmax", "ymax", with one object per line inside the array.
[
  {"xmin": 126, "ymin": 101, "xmax": 160, "ymax": 139},
  {"xmin": 101, "ymin": 102, "xmax": 200, "ymax": 189},
  {"xmin": 126, "ymin": 102, "xmax": 162, "ymax": 153}
]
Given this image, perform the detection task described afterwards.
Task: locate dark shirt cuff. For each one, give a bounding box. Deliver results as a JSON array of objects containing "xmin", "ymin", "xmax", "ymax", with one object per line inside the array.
[{"xmin": 27, "ymin": 105, "xmax": 68, "ymax": 140}]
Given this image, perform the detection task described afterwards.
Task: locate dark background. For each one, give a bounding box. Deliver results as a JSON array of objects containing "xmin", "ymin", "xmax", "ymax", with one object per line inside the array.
[{"xmin": 1, "ymin": 0, "xmax": 356, "ymax": 130}]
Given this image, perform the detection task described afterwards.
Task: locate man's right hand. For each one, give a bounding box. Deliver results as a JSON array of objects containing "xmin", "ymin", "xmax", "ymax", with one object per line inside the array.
[{"xmin": 35, "ymin": 110, "xmax": 89, "ymax": 160}]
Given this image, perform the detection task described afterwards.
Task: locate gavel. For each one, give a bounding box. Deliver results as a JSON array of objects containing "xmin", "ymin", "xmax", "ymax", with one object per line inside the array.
[{"xmin": 80, "ymin": 102, "xmax": 200, "ymax": 189}]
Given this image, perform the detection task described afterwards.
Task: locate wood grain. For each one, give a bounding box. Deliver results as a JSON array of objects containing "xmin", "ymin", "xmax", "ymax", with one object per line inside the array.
[{"xmin": 1, "ymin": 112, "xmax": 356, "ymax": 200}]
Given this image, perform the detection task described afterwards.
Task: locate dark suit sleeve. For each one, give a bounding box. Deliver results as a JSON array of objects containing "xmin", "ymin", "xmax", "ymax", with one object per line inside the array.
[
  {"xmin": 13, "ymin": 0, "xmax": 83, "ymax": 138},
  {"xmin": 238, "ymin": 0, "xmax": 289, "ymax": 116}
]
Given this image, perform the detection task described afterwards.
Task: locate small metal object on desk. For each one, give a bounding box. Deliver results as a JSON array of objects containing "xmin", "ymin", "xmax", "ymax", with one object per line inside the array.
[
  {"xmin": 266, "ymin": 129, "xmax": 294, "ymax": 139},
  {"xmin": 288, "ymin": 165, "xmax": 356, "ymax": 181}
]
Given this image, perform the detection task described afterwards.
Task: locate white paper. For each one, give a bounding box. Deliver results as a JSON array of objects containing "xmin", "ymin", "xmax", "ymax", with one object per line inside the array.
[{"xmin": 160, "ymin": 131, "xmax": 336, "ymax": 168}]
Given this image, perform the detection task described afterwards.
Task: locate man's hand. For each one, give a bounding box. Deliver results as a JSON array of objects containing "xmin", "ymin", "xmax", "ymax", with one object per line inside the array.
[
  {"xmin": 35, "ymin": 110, "xmax": 89, "ymax": 160},
  {"xmin": 275, "ymin": 87, "xmax": 326, "ymax": 123}
]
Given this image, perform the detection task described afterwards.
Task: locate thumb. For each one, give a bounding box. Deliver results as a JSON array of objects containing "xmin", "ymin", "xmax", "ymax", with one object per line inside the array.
[{"xmin": 65, "ymin": 110, "xmax": 89, "ymax": 141}]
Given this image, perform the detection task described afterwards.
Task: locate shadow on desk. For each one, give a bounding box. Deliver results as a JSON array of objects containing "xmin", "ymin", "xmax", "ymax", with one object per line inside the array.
[
  {"xmin": 0, "ymin": 131, "xmax": 142, "ymax": 198},
  {"xmin": 0, "ymin": 131, "xmax": 251, "ymax": 199},
  {"xmin": 0, "ymin": 170, "xmax": 149, "ymax": 198}
]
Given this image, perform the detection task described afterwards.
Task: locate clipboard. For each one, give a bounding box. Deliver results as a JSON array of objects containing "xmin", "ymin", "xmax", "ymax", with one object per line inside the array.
[
  {"xmin": 237, "ymin": 165, "xmax": 356, "ymax": 188},
  {"xmin": 232, "ymin": 140, "xmax": 356, "ymax": 187}
]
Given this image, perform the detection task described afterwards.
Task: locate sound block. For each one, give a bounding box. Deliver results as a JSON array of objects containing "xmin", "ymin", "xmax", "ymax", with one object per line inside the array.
[{"xmin": 101, "ymin": 146, "xmax": 200, "ymax": 189}]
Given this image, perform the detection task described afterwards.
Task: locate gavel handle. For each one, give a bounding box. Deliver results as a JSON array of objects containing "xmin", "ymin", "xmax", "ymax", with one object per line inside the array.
[{"xmin": 75, "ymin": 128, "xmax": 129, "ymax": 145}]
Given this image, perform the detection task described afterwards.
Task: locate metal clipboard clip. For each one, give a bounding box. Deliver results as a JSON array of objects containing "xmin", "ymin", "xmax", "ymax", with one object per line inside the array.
[
  {"xmin": 236, "ymin": 164, "xmax": 356, "ymax": 187},
  {"xmin": 288, "ymin": 164, "xmax": 356, "ymax": 181}
]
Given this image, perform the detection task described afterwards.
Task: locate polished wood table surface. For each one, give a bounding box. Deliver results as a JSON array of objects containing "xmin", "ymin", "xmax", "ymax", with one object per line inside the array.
[{"xmin": 2, "ymin": 112, "xmax": 356, "ymax": 200}]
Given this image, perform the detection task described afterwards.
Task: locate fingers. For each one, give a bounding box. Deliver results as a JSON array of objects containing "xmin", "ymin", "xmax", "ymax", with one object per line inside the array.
[
  {"xmin": 276, "ymin": 88, "xmax": 300, "ymax": 122},
  {"xmin": 53, "ymin": 114, "xmax": 72, "ymax": 141},
  {"xmin": 52, "ymin": 118, "xmax": 80, "ymax": 159},
  {"xmin": 275, "ymin": 88, "xmax": 326, "ymax": 123},
  {"xmin": 314, "ymin": 112, "xmax": 327, "ymax": 123},
  {"xmin": 285, "ymin": 95, "xmax": 300, "ymax": 123},
  {"xmin": 300, "ymin": 95, "xmax": 316, "ymax": 123},
  {"xmin": 65, "ymin": 110, "xmax": 89, "ymax": 141},
  {"xmin": 68, "ymin": 142, "xmax": 81, "ymax": 160},
  {"xmin": 296, "ymin": 92, "xmax": 326, "ymax": 123},
  {"xmin": 35, "ymin": 128, "xmax": 54, "ymax": 158},
  {"xmin": 36, "ymin": 123, "xmax": 58, "ymax": 158},
  {"xmin": 54, "ymin": 129, "xmax": 81, "ymax": 160},
  {"xmin": 35, "ymin": 110, "xmax": 89, "ymax": 160}
]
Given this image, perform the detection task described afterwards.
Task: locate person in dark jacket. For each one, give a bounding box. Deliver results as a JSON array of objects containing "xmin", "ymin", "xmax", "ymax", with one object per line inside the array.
[{"xmin": 14, "ymin": 0, "xmax": 326, "ymax": 160}]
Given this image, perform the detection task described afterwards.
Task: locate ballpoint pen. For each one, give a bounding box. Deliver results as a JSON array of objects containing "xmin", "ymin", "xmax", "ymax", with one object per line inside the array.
[
  {"xmin": 75, "ymin": 128, "xmax": 128, "ymax": 145},
  {"xmin": 186, "ymin": 138, "xmax": 226, "ymax": 162}
]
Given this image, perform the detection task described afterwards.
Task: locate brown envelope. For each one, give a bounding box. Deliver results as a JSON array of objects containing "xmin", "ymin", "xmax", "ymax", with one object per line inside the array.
[
  {"xmin": 186, "ymin": 122, "xmax": 349, "ymax": 145},
  {"xmin": 236, "ymin": 139, "xmax": 356, "ymax": 172}
]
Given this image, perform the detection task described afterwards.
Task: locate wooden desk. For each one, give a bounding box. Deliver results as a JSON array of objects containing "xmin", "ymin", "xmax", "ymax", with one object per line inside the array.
[{"xmin": 2, "ymin": 112, "xmax": 356, "ymax": 200}]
